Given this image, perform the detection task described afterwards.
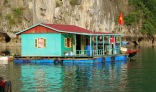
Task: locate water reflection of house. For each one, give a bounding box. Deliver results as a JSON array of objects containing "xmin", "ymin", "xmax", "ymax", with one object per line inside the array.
[
  {"xmin": 63, "ymin": 60, "xmax": 128, "ymax": 91},
  {"xmin": 21, "ymin": 65, "xmax": 64, "ymax": 91}
]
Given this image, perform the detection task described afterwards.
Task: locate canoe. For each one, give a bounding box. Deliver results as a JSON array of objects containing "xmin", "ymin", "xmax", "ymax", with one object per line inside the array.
[
  {"xmin": 120, "ymin": 47, "xmax": 140, "ymax": 58},
  {"xmin": 126, "ymin": 50, "xmax": 140, "ymax": 57}
]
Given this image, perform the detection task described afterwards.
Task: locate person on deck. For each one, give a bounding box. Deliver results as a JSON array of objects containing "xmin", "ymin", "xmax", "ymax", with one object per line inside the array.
[{"xmin": 110, "ymin": 36, "xmax": 115, "ymax": 54}]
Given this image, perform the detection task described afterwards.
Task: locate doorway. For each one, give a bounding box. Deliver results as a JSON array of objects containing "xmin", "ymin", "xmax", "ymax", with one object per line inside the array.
[{"xmin": 76, "ymin": 35, "xmax": 81, "ymax": 54}]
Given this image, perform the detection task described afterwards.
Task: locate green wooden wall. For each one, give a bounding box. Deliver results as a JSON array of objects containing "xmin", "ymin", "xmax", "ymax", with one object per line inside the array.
[
  {"xmin": 61, "ymin": 34, "xmax": 73, "ymax": 56},
  {"xmin": 21, "ymin": 34, "xmax": 62, "ymax": 56}
]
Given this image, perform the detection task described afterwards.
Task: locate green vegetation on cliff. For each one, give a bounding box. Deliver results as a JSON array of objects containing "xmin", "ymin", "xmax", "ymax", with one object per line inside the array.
[
  {"xmin": 5, "ymin": 7, "xmax": 24, "ymax": 25},
  {"xmin": 125, "ymin": 0, "xmax": 156, "ymax": 36}
]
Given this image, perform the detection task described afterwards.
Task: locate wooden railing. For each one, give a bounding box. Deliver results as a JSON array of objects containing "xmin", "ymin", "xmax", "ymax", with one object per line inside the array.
[{"xmin": 75, "ymin": 48, "xmax": 120, "ymax": 57}]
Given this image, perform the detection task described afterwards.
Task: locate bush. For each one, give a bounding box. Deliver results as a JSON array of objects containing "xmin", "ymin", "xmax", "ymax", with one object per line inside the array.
[
  {"xmin": 56, "ymin": 0, "xmax": 62, "ymax": 7},
  {"xmin": 70, "ymin": 0, "xmax": 79, "ymax": 6},
  {"xmin": 124, "ymin": 12, "xmax": 141, "ymax": 26}
]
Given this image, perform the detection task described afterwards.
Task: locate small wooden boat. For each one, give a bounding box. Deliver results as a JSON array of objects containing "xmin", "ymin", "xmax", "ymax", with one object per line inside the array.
[
  {"xmin": 126, "ymin": 50, "xmax": 140, "ymax": 58},
  {"xmin": 0, "ymin": 77, "xmax": 12, "ymax": 92},
  {"xmin": 120, "ymin": 47, "xmax": 140, "ymax": 58},
  {"xmin": 0, "ymin": 56, "xmax": 13, "ymax": 64},
  {"xmin": 0, "ymin": 57, "xmax": 9, "ymax": 64}
]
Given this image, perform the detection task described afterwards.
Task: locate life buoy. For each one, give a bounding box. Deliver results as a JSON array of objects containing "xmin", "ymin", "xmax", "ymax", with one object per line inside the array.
[
  {"xmin": 54, "ymin": 58, "xmax": 63, "ymax": 65},
  {"xmin": 102, "ymin": 57, "xmax": 106, "ymax": 62},
  {"xmin": 111, "ymin": 56, "xmax": 115, "ymax": 61}
]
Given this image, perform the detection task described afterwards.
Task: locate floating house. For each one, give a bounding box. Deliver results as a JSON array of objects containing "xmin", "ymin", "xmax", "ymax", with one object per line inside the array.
[{"xmin": 14, "ymin": 23, "xmax": 128, "ymax": 64}]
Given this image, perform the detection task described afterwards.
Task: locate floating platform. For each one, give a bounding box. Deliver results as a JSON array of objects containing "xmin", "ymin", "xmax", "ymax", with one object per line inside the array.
[{"xmin": 13, "ymin": 54, "xmax": 129, "ymax": 64}]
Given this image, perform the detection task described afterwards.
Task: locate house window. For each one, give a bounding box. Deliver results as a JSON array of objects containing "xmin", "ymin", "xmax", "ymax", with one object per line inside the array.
[
  {"xmin": 65, "ymin": 38, "xmax": 72, "ymax": 48},
  {"xmin": 35, "ymin": 38, "xmax": 46, "ymax": 48}
]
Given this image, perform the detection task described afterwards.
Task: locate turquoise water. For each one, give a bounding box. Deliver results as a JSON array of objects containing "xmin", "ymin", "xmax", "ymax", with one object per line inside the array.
[{"xmin": 0, "ymin": 46, "xmax": 156, "ymax": 92}]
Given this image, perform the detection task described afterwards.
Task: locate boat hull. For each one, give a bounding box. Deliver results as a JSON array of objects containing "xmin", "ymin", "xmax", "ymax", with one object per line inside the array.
[{"xmin": 127, "ymin": 50, "xmax": 140, "ymax": 58}]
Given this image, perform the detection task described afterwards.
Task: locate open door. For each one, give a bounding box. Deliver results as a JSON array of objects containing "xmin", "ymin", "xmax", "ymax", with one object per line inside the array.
[{"xmin": 76, "ymin": 35, "xmax": 81, "ymax": 53}]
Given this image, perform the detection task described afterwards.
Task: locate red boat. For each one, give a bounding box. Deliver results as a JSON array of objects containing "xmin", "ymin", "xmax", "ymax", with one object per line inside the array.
[{"xmin": 126, "ymin": 50, "xmax": 140, "ymax": 58}]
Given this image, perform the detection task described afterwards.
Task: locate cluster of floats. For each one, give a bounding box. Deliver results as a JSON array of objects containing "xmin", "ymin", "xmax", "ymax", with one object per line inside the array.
[{"xmin": 12, "ymin": 23, "xmax": 139, "ymax": 64}]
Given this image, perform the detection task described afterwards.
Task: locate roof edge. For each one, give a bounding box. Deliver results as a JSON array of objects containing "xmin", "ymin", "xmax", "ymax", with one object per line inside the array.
[
  {"xmin": 16, "ymin": 23, "xmax": 122, "ymax": 36},
  {"xmin": 16, "ymin": 23, "xmax": 42, "ymax": 35}
]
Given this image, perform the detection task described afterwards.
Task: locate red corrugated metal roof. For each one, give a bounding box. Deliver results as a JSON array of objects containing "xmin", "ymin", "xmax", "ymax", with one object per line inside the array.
[
  {"xmin": 16, "ymin": 23, "xmax": 116, "ymax": 35},
  {"xmin": 43, "ymin": 23, "xmax": 112, "ymax": 34}
]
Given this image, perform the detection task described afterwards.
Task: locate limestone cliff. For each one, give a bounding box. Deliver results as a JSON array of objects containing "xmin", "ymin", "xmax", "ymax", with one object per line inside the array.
[{"xmin": 0, "ymin": 0, "xmax": 143, "ymax": 45}]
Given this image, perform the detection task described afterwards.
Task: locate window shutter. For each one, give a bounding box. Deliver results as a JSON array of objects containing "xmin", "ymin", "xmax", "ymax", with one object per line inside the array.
[
  {"xmin": 70, "ymin": 38, "xmax": 72, "ymax": 47},
  {"xmin": 65, "ymin": 38, "xmax": 67, "ymax": 47},
  {"xmin": 35, "ymin": 39, "xmax": 37, "ymax": 47},
  {"xmin": 44, "ymin": 38, "xmax": 46, "ymax": 47}
]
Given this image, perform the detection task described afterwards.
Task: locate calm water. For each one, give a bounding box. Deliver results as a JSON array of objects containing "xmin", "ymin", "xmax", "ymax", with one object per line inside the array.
[{"xmin": 0, "ymin": 46, "xmax": 156, "ymax": 92}]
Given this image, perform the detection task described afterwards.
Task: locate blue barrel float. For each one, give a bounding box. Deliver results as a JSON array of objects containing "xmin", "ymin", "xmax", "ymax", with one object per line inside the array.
[
  {"xmin": 85, "ymin": 45, "xmax": 92, "ymax": 56},
  {"xmin": 115, "ymin": 43, "xmax": 120, "ymax": 54}
]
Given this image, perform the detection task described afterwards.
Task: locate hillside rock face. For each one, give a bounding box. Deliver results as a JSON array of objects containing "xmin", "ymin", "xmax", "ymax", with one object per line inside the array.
[{"xmin": 0, "ymin": 0, "xmax": 142, "ymax": 45}]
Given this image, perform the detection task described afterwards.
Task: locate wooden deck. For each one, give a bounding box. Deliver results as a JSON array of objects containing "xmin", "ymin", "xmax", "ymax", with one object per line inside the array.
[
  {"xmin": 11, "ymin": 53, "xmax": 130, "ymax": 64},
  {"xmin": 14, "ymin": 55, "xmax": 94, "ymax": 60},
  {"xmin": 13, "ymin": 54, "xmax": 128, "ymax": 61}
]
